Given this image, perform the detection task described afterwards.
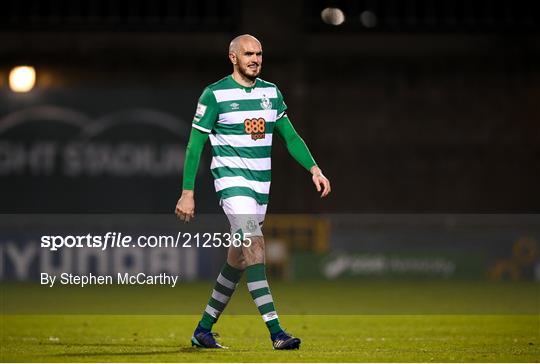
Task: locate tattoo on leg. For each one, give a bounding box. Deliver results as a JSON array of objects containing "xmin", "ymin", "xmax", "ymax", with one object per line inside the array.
[{"xmin": 242, "ymin": 235, "xmax": 265, "ymax": 265}]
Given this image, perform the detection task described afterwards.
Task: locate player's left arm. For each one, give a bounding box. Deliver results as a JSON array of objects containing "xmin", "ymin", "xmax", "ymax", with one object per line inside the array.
[
  {"xmin": 274, "ymin": 86, "xmax": 330, "ymax": 197},
  {"xmin": 275, "ymin": 115, "xmax": 331, "ymax": 198}
]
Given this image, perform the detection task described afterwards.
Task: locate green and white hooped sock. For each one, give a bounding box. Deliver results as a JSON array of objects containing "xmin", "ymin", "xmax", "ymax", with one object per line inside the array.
[
  {"xmin": 246, "ymin": 263, "xmax": 283, "ymax": 335},
  {"xmin": 198, "ymin": 262, "xmax": 244, "ymax": 331}
]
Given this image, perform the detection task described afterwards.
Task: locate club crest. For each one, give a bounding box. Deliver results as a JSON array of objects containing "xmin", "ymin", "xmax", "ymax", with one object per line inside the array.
[
  {"xmin": 245, "ymin": 219, "xmax": 258, "ymax": 232},
  {"xmin": 260, "ymin": 94, "xmax": 272, "ymax": 110}
]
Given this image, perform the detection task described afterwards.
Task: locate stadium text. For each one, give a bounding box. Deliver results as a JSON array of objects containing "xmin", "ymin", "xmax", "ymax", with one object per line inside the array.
[{"xmin": 0, "ymin": 141, "xmax": 183, "ymax": 177}]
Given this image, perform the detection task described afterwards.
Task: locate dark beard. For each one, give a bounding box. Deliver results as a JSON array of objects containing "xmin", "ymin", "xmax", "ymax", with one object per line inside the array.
[{"xmin": 239, "ymin": 66, "xmax": 259, "ymax": 81}]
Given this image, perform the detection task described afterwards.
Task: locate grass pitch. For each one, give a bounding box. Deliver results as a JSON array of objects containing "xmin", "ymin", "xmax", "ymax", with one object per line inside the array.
[
  {"xmin": 1, "ymin": 280, "xmax": 539, "ymax": 362},
  {"xmin": 2, "ymin": 314, "xmax": 538, "ymax": 362}
]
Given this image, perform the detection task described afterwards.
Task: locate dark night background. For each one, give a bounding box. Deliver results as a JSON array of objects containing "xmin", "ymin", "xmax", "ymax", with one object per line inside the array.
[{"xmin": 1, "ymin": 0, "xmax": 539, "ymax": 213}]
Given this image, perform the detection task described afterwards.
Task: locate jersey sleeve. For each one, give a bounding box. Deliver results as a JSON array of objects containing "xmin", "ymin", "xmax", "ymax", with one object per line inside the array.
[
  {"xmin": 276, "ymin": 87, "xmax": 288, "ymax": 120},
  {"xmin": 182, "ymin": 128, "xmax": 210, "ymax": 190},
  {"xmin": 275, "ymin": 115, "xmax": 317, "ymax": 171},
  {"xmin": 192, "ymin": 87, "xmax": 218, "ymax": 133}
]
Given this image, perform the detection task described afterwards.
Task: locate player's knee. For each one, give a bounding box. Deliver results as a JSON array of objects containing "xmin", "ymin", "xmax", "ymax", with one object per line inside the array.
[
  {"xmin": 242, "ymin": 235, "xmax": 265, "ymax": 262},
  {"xmin": 227, "ymin": 246, "xmax": 247, "ymax": 270},
  {"xmin": 248, "ymin": 235, "xmax": 264, "ymax": 248},
  {"xmin": 228, "ymin": 256, "xmax": 247, "ymax": 270}
]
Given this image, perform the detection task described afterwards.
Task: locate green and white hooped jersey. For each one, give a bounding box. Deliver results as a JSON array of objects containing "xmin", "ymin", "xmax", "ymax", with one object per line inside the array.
[{"xmin": 192, "ymin": 75, "xmax": 287, "ymax": 205}]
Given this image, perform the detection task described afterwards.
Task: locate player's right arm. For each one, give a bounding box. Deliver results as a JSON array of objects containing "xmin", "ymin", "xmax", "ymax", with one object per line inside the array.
[{"xmin": 175, "ymin": 88, "xmax": 218, "ymax": 222}]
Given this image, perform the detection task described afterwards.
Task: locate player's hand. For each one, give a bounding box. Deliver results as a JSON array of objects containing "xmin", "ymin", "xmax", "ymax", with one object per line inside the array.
[
  {"xmin": 310, "ymin": 166, "xmax": 331, "ymax": 198},
  {"xmin": 175, "ymin": 190, "xmax": 195, "ymax": 222}
]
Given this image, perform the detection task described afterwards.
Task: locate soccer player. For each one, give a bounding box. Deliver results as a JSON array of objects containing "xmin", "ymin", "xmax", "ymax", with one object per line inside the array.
[{"xmin": 175, "ymin": 34, "xmax": 331, "ymax": 350}]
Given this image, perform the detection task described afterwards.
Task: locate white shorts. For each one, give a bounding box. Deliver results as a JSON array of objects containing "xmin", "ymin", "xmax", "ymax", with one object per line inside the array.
[{"xmin": 221, "ymin": 196, "xmax": 267, "ymax": 237}]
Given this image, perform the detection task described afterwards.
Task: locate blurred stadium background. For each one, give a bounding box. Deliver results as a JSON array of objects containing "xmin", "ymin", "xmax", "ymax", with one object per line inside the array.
[{"xmin": 1, "ymin": 0, "xmax": 539, "ymax": 291}]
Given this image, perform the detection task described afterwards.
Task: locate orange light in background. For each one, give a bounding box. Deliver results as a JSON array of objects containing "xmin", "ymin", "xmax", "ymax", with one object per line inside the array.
[{"xmin": 9, "ymin": 66, "xmax": 36, "ymax": 93}]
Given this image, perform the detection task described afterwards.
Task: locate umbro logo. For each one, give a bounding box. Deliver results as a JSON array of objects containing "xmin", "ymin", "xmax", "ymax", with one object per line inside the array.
[{"xmin": 230, "ymin": 102, "xmax": 240, "ymax": 110}]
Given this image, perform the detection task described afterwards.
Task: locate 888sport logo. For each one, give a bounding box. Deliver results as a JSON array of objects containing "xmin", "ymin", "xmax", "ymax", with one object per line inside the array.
[{"xmin": 244, "ymin": 118, "xmax": 266, "ymax": 140}]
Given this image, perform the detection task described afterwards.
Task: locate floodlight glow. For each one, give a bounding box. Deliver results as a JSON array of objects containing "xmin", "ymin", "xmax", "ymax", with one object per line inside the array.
[
  {"xmin": 9, "ymin": 66, "xmax": 36, "ymax": 93},
  {"xmin": 321, "ymin": 7, "xmax": 345, "ymax": 26},
  {"xmin": 360, "ymin": 11, "xmax": 377, "ymax": 28}
]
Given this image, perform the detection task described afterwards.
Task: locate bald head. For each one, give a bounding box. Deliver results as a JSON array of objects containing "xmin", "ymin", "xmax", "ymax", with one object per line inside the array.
[
  {"xmin": 228, "ymin": 34, "xmax": 263, "ymax": 83},
  {"xmin": 229, "ymin": 34, "xmax": 262, "ymax": 54}
]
